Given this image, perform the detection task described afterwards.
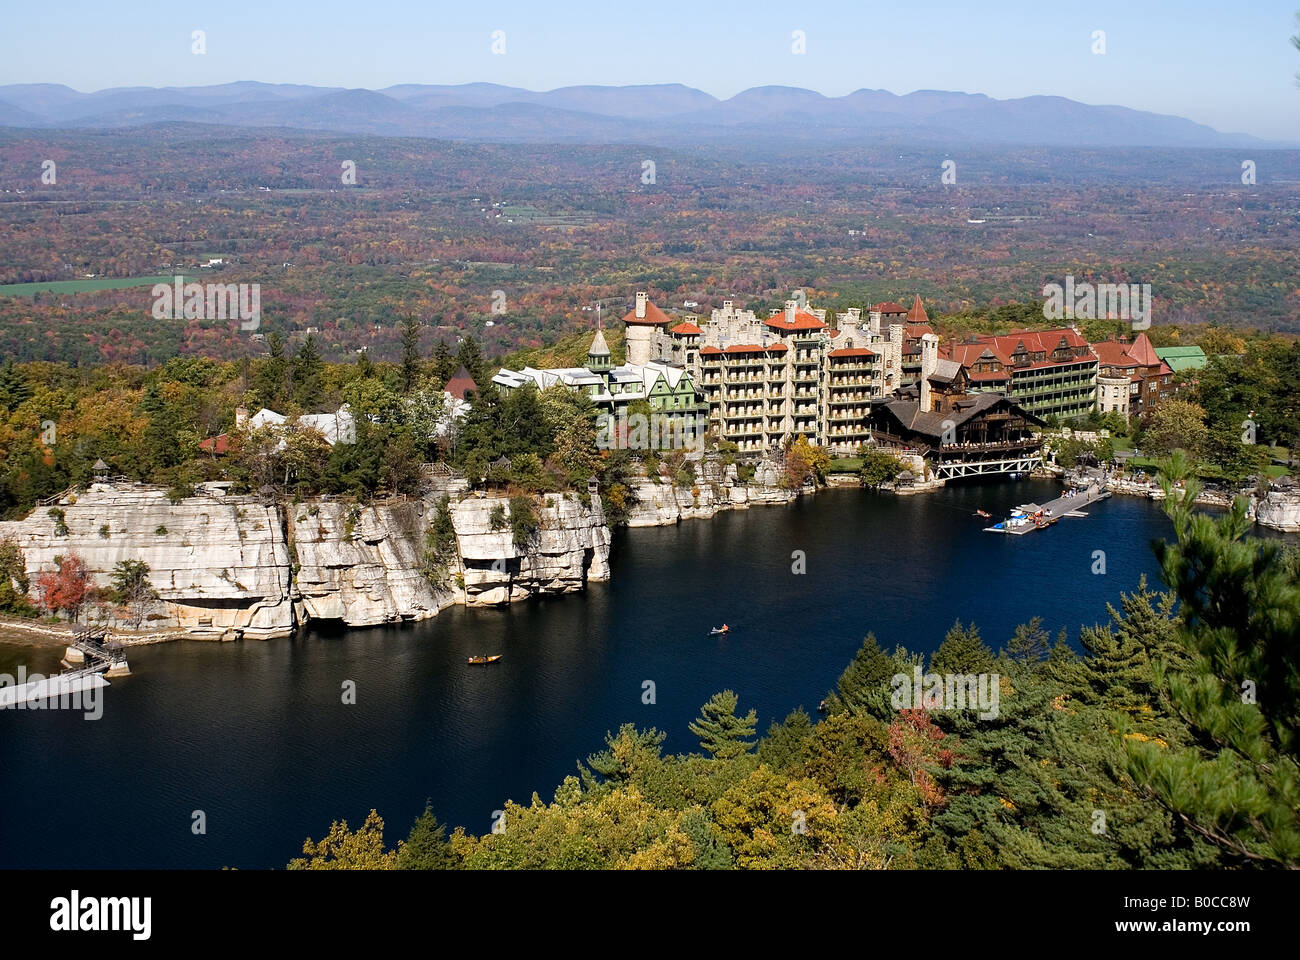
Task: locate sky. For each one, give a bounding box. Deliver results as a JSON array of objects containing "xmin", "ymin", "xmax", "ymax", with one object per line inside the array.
[{"xmin": 2, "ymin": 0, "xmax": 1299, "ymax": 140}]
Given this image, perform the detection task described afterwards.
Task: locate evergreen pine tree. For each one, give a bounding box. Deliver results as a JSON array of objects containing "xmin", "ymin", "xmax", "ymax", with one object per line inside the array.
[
  {"xmin": 400, "ymin": 315, "xmax": 423, "ymax": 394},
  {"xmin": 1126, "ymin": 456, "xmax": 1300, "ymax": 867},
  {"xmin": 431, "ymin": 339, "xmax": 456, "ymax": 387},
  {"xmin": 396, "ymin": 801, "xmax": 458, "ymax": 870},
  {"xmin": 930, "ymin": 620, "xmax": 996, "ymax": 675},
  {"xmin": 293, "ymin": 335, "xmax": 323, "ymax": 407},
  {"xmin": 688, "ymin": 690, "xmax": 757, "ymax": 760},
  {"xmin": 455, "ymin": 335, "xmax": 486, "ymax": 388},
  {"xmin": 825, "ymin": 633, "xmax": 908, "ymax": 721},
  {"xmin": 1006, "ymin": 616, "xmax": 1051, "ymax": 663}
]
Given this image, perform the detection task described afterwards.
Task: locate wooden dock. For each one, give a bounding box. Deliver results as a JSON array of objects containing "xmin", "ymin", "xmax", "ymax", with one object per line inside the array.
[{"xmin": 983, "ymin": 484, "xmax": 1111, "ymax": 535}]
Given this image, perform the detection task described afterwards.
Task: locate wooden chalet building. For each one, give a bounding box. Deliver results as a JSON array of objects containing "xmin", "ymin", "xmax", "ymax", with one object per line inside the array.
[{"xmin": 868, "ymin": 334, "xmax": 1044, "ymax": 479}]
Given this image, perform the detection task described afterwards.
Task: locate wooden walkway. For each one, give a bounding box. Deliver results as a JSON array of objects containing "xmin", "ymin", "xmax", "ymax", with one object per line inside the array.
[{"xmin": 983, "ymin": 484, "xmax": 1111, "ymax": 536}]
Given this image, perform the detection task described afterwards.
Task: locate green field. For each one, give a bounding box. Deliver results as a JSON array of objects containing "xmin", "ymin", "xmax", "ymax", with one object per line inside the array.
[{"xmin": 0, "ymin": 275, "xmax": 190, "ymax": 297}]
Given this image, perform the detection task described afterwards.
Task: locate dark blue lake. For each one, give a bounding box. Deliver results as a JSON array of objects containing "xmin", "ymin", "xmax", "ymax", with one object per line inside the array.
[{"xmin": 0, "ymin": 480, "xmax": 1230, "ymax": 868}]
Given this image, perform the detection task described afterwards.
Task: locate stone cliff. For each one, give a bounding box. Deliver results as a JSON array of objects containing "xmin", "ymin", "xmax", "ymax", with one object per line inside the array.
[
  {"xmin": 624, "ymin": 459, "xmax": 799, "ymax": 527},
  {"xmin": 0, "ymin": 482, "xmax": 611, "ymax": 639},
  {"xmin": 0, "ymin": 483, "xmax": 293, "ymax": 639},
  {"xmin": 452, "ymin": 494, "xmax": 610, "ymax": 605}
]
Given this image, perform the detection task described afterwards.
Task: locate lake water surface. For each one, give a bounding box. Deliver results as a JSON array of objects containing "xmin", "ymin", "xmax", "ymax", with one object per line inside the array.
[{"xmin": 0, "ymin": 481, "xmax": 1210, "ymax": 868}]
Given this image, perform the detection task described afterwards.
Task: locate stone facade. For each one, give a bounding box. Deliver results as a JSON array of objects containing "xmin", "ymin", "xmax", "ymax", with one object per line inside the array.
[{"xmin": 625, "ymin": 293, "xmax": 907, "ymax": 457}]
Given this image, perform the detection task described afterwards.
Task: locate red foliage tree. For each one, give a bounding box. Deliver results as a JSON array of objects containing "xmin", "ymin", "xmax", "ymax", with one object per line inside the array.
[
  {"xmin": 36, "ymin": 554, "xmax": 92, "ymax": 622},
  {"xmin": 887, "ymin": 708, "xmax": 958, "ymax": 810}
]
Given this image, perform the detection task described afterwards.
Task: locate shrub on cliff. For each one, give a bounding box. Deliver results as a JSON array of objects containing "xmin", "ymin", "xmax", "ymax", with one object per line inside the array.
[
  {"xmin": 508, "ymin": 496, "xmax": 539, "ymax": 547},
  {"xmin": 0, "ymin": 538, "xmax": 36, "ymax": 617}
]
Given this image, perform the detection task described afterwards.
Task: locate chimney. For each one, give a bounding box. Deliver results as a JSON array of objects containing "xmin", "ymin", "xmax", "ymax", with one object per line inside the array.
[
  {"xmin": 919, "ymin": 334, "xmax": 939, "ymax": 413},
  {"xmin": 235, "ymin": 406, "xmax": 249, "ymax": 430},
  {"xmin": 785, "ymin": 299, "xmax": 798, "ymax": 322},
  {"xmin": 635, "ymin": 292, "xmax": 647, "ymax": 319},
  {"xmin": 722, "ymin": 299, "xmax": 733, "ymax": 312}
]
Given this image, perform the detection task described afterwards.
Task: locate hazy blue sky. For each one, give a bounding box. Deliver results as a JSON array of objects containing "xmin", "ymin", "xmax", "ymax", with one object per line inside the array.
[{"xmin": 4, "ymin": 0, "xmax": 1299, "ymax": 139}]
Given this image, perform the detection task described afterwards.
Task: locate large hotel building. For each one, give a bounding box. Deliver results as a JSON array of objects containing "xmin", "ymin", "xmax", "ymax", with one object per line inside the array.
[
  {"xmin": 492, "ymin": 291, "xmax": 1183, "ymax": 459},
  {"xmin": 623, "ymin": 292, "xmax": 938, "ymax": 456}
]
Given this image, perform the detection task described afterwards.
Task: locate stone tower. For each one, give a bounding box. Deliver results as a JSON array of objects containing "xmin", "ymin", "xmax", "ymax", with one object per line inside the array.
[
  {"xmin": 623, "ymin": 292, "xmax": 654, "ymax": 366},
  {"xmin": 919, "ymin": 333, "xmax": 940, "ymax": 413}
]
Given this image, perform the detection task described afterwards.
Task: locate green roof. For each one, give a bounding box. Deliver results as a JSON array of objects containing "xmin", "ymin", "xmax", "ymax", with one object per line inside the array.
[{"xmin": 1155, "ymin": 346, "xmax": 1207, "ymax": 372}]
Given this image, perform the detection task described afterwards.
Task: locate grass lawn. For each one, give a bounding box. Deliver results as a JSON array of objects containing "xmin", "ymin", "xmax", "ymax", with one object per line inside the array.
[
  {"xmin": 0, "ymin": 275, "xmax": 189, "ymax": 297},
  {"xmin": 827, "ymin": 457, "xmax": 863, "ymax": 473}
]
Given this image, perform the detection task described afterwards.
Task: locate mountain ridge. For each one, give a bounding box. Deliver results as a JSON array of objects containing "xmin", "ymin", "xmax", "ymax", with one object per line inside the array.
[{"xmin": 0, "ymin": 81, "xmax": 1289, "ymax": 148}]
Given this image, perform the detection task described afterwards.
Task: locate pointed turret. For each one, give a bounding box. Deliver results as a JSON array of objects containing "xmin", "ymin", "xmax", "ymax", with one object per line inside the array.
[
  {"xmin": 907, "ymin": 295, "xmax": 929, "ymax": 325},
  {"xmin": 587, "ymin": 327, "xmax": 611, "ymax": 373}
]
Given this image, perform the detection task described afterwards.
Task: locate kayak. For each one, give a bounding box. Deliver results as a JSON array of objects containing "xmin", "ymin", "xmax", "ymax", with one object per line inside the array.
[
  {"xmin": 467, "ymin": 655, "xmax": 502, "ymax": 665},
  {"xmin": 709, "ymin": 626, "xmax": 730, "ymax": 635}
]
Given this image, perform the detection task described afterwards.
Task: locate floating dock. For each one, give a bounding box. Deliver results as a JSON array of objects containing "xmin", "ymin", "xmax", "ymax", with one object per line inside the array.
[{"xmin": 983, "ymin": 485, "xmax": 1111, "ymax": 535}]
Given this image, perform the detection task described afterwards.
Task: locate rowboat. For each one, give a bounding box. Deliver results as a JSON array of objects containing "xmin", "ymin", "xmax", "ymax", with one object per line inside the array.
[{"xmin": 467, "ymin": 655, "xmax": 502, "ymax": 665}]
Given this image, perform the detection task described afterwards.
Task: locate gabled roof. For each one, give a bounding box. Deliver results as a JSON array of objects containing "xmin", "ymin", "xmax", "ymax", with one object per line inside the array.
[
  {"xmin": 946, "ymin": 328, "xmax": 1093, "ymax": 368},
  {"xmin": 870, "ymin": 302, "xmax": 907, "ymax": 313},
  {"xmin": 903, "ymin": 323, "xmax": 935, "ymax": 340},
  {"xmin": 875, "ymin": 392, "xmax": 1044, "ymax": 441},
  {"xmin": 928, "ymin": 358, "xmax": 963, "ymax": 383},
  {"xmin": 669, "ymin": 321, "xmax": 702, "ymax": 336},
  {"xmin": 907, "ymin": 295, "xmax": 929, "ymax": 325},
  {"xmin": 1155, "ymin": 346, "xmax": 1208, "ymax": 372}
]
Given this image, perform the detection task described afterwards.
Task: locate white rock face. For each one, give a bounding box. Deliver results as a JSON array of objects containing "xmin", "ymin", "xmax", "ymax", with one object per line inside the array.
[
  {"xmin": 290, "ymin": 500, "xmax": 450, "ymax": 626},
  {"xmin": 0, "ymin": 483, "xmax": 293, "ymax": 639},
  {"xmin": 0, "ymin": 483, "xmax": 615, "ymax": 637},
  {"xmin": 1255, "ymin": 490, "xmax": 1300, "ymax": 532},
  {"xmin": 624, "ymin": 459, "xmax": 796, "ymax": 527},
  {"xmin": 451, "ymin": 494, "xmax": 610, "ymax": 605}
]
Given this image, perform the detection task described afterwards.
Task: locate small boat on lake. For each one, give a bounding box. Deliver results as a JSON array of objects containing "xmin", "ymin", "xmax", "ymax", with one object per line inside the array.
[
  {"xmin": 709, "ymin": 624, "xmax": 730, "ymax": 635},
  {"xmin": 467, "ymin": 655, "xmax": 502, "ymax": 665},
  {"xmin": 975, "ymin": 509, "xmax": 991, "ymax": 519}
]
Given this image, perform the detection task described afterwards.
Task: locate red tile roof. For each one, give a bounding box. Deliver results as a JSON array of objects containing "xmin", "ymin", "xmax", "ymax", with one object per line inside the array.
[
  {"xmin": 765, "ymin": 309, "xmax": 827, "ymax": 332},
  {"xmin": 622, "ymin": 298, "xmax": 673, "ymax": 326},
  {"xmin": 1090, "ymin": 339, "xmax": 1141, "ymax": 368},
  {"xmin": 947, "ymin": 328, "xmax": 1093, "ymax": 368},
  {"xmin": 669, "ymin": 322, "xmax": 702, "ymax": 336},
  {"xmin": 199, "ymin": 434, "xmax": 231, "ymax": 455},
  {"xmin": 870, "ymin": 302, "xmax": 907, "ymax": 313},
  {"xmin": 903, "ymin": 323, "xmax": 935, "ymax": 340},
  {"xmin": 1089, "ymin": 334, "xmax": 1167, "ymax": 374},
  {"xmin": 829, "ymin": 348, "xmax": 876, "ymax": 357},
  {"xmin": 1127, "ymin": 332, "xmax": 1159, "ymax": 366}
]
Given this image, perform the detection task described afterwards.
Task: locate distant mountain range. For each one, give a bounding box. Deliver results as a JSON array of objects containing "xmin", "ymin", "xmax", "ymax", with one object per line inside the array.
[{"xmin": 0, "ymin": 81, "xmax": 1289, "ymax": 148}]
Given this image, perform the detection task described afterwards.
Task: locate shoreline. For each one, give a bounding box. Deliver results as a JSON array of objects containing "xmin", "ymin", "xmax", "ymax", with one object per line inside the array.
[{"xmin": 3, "ymin": 470, "xmax": 1293, "ymax": 647}]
